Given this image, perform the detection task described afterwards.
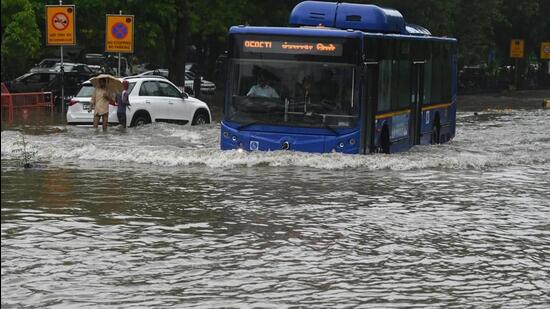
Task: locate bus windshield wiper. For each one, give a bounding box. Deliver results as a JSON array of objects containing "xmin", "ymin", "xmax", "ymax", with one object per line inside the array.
[
  {"xmin": 323, "ymin": 123, "xmax": 339, "ymax": 135},
  {"xmin": 303, "ymin": 112, "xmax": 339, "ymax": 135}
]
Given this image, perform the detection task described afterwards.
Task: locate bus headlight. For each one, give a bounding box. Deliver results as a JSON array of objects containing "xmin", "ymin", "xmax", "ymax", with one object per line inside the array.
[
  {"xmin": 349, "ymin": 138, "xmax": 356, "ymax": 145},
  {"xmin": 232, "ymin": 135, "xmax": 238, "ymax": 142},
  {"xmin": 338, "ymin": 142, "xmax": 345, "ymax": 148}
]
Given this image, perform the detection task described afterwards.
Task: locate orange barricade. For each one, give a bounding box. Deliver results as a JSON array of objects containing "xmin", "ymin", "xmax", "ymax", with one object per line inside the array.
[{"xmin": 1, "ymin": 82, "xmax": 54, "ymax": 124}]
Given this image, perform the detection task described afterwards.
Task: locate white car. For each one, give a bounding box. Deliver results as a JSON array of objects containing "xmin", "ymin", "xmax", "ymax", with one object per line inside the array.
[
  {"xmin": 66, "ymin": 76, "xmax": 211, "ymax": 126},
  {"xmin": 137, "ymin": 69, "xmax": 216, "ymax": 94}
]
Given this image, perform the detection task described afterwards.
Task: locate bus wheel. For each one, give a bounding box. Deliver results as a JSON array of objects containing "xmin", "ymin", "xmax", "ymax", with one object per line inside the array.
[
  {"xmin": 375, "ymin": 126, "xmax": 390, "ymax": 154},
  {"xmin": 431, "ymin": 121, "xmax": 441, "ymax": 144}
]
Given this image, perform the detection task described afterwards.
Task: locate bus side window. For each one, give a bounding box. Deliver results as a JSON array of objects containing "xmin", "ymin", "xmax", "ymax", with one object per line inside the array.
[
  {"xmin": 424, "ymin": 42, "xmax": 432, "ymax": 104},
  {"xmin": 378, "ymin": 60, "xmax": 392, "ymax": 112},
  {"xmin": 442, "ymin": 43, "xmax": 452, "ymax": 102},
  {"xmin": 398, "ymin": 41, "xmax": 411, "ymax": 110},
  {"xmin": 378, "ymin": 40, "xmax": 393, "ymax": 112},
  {"xmin": 431, "ymin": 43, "xmax": 443, "ymax": 103}
]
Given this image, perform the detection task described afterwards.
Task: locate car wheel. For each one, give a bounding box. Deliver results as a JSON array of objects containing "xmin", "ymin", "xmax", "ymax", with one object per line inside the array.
[
  {"xmin": 192, "ymin": 111, "xmax": 209, "ymax": 125},
  {"xmin": 131, "ymin": 114, "xmax": 150, "ymax": 127}
]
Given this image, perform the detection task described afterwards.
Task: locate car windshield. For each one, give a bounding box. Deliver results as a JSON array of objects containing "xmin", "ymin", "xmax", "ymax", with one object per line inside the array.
[
  {"xmin": 39, "ymin": 60, "xmax": 58, "ymax": 68},
  {"xmin": 75, "ymin": 84, "xmax": 94, "ymax": 97},
  {"xmin": 15, "ymin": 73, "xmax": 33, "ymax": 81},
  {"xmin": 225, "ymin": 59, "xmax": 357, "ymax": 128}
]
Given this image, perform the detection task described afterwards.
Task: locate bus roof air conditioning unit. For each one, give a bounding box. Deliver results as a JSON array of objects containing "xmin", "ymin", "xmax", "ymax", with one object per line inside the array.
[
  {"xmin": 289, "ymin": 1, "xmax": 408, "ymax": 34},
  {"xmin": 288, "ymin": 1, "xmax": 338, "ymax": 27}
]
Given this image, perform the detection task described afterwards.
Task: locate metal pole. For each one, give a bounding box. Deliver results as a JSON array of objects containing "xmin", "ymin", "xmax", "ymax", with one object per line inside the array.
[
  {"xmin": 60, "ymin": 0, "xmax": 65, "ymax": 113},
  {"xmin": 118, "ymin": 10, "xmax": 122, "ymax": 77},
  {"xmin": 515, "ymin": 58, "xmax": 519, "ymax": 90},
  {"xmin": 60, "ymin": 45, "xmax": 64, "ymax": 112}
]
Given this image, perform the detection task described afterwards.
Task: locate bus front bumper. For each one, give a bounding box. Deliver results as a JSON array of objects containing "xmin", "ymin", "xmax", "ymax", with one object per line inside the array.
[{"xmin": 220, "ymin": 122, "xmax": 360, "ymax": 154}]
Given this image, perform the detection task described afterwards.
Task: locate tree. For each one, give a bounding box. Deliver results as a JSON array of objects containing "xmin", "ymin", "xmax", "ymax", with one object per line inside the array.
[{"xmin": 1, "ymin": 0, "xmax": 41, "ymax": 80}]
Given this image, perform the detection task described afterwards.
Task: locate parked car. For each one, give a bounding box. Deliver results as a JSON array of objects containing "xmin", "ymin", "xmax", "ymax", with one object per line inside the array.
[
  {"xmin": 83, "ymin": 53, "xmax": 132, "ymax": 76},
  {"xmin": 51, "ymin": 62, "xmax": 95, "ymax": 75},
  {"xmin": 7, "ymin": 71, "xmax": 58, "ymax": 93},
  {"xmin": 137, "ymin": 69, "xmax": 169, "ymax": 78},
  {"xmin": 5, "ymin": 71, "xmax": 88, "ymax": 101},
  {"xmin": 29, "ymin": 58, "xmax": 62, "ymax": 72},
  {"xmin": 66, "ymin": 76, "xmax": 211, "ymax": 127},
  {"xmin": 133, "ymin": 63, "xmax": 158, "ymax": 74},
  {"xmin": 185, "ymin": 70, "xmax": 216, "ymax": 94},
  {"xmin": 87, "ymin": 65, "xmax": 104, "ymax": 74},
  {"xmin": 137, "ymin": 69, "xmax": 216, "ymax": 95}
]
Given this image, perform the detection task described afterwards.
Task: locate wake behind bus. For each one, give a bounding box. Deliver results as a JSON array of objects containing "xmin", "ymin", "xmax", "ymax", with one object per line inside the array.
[{"xmin": 221, "ymin": 1, "xmax": 457, "ymax": 154}]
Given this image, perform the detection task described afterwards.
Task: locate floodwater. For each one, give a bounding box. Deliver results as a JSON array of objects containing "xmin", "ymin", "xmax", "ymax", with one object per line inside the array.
[{"xmin": 1, "ymin": 106, "xmax": 549, "ymax": 307}]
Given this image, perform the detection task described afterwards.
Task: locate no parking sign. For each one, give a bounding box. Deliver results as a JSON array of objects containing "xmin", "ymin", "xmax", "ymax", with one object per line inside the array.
[
  {"xmin": 105, "ymin": 15, "xmax": 134, "ymax": 53},
  {"xmin": 46, "ymin": 5, "xmax": 76, "ymax": 45}
]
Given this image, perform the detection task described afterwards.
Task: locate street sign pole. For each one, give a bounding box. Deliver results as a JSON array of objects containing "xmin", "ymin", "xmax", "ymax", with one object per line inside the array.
[
  {"xmin": 515, "ymin": 58, "xmax": 518, "ymax": 90},
  {"xmin": 46, "ymin": 3, "xmax": 75, "ymax": 113},
  {"xmin": 509, "ymin": 39, "xmax": 525, "ymax": 90},
  {"xmin": 106, "ymin": 13, "xmax": 134, "ymax": 76},
  {"xmin": 59, "ymin": 0, "xmax": 65, "ymax": 113},
  {"xmin": 118, "ymin": 10, "xmax": 122, "ymax": 77}
]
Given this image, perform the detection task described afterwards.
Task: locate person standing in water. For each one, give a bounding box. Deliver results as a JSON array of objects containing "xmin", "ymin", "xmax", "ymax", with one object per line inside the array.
[
  {"xmin": 116, "ymin": 80, "xmax": 131, "ymax": 128},
  {"xmin": 90, "ymin": 78, "xmax": 114, "ymax": 131}
]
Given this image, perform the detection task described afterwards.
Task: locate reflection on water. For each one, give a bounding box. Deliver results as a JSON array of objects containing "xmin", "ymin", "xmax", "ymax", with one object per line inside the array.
[{"xmin": 2, "ymin": 109, "xmax": 550, "ymax": 307}]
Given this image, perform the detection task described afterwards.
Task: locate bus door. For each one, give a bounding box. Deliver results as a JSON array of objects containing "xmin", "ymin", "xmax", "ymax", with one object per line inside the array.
[
  {"xmin": 411, "ymin": 61, "xmax": 425, "ymax": 145},
  {"xmin": 363, "ymin": 62, "xmax": 378, "ymax": 153}
]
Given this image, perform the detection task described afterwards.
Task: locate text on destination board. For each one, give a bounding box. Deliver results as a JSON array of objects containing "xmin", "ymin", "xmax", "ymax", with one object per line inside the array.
[{"xmin": 243, "ymin": 40, "xmax": 343, "ymax": 56}]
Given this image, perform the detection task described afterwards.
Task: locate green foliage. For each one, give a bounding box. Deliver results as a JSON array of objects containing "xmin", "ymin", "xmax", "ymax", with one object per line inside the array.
[
  {"xmin": 1, "ymin": 0, "xmax": 41, "ymax": 80},
  {"xmin": 12, "ymin": 134, "xmax": 37, "ymax": 168},
  {"xmin": 1, "ymin": 0, "xmax": 549, "ymax": 80}
]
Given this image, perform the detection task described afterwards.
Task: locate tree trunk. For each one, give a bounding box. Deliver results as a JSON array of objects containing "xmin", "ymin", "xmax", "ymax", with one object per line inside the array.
[
  {"xmin": 162, "ymin": 25, "xmax": 173, "ymax": 72},
  {"xmin": 168, "ymin": 0, "xmax": 189, "ymax": 87}
]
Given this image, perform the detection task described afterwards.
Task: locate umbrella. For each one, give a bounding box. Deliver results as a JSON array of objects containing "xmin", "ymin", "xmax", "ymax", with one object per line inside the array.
[{"xmin": 90, "ymin": 74, "xmax": 123, "ymax": 93}]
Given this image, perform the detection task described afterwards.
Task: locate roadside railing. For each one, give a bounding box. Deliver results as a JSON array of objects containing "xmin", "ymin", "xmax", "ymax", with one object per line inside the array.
[{"xmin": 1, "ymin": 82, "xmax": 54, "ymax": 124}]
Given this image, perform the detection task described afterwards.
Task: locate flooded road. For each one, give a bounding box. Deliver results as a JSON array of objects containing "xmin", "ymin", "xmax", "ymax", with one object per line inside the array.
[{"xmin": 2, "ymin": 108, "xmax": 550, "ymax": 307}]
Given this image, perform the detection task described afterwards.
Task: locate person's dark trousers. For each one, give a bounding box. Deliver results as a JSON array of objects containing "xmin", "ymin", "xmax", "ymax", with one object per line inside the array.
[{"xmin": 117, "ymin": 112, "xmax": 127, "ymax": 128}]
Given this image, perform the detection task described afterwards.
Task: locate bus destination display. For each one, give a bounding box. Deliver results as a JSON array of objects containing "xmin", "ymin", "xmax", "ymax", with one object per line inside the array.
[{"xmin": 242, "ymin": 40, "xmax": 343, "ymax": 56}]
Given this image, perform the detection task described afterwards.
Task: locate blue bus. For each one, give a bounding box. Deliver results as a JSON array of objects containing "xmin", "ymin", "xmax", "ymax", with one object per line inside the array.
[{"xmin": 221, "ymin": 1, "xmax": 457, "ymax": 154}]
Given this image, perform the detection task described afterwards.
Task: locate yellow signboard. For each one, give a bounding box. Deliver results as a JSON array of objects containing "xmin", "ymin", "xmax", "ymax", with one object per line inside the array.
[
  {"xmin": 541, "ymin": 42, "xmax": 550, "ymax": 60},
  {"xmin": 510, "ymin": 39, "xmax": 524, "ymax": 58},
  {"xmin": 106, "ymin": 15, "xmax": 134, "ymax": 53},
  {"xmin": 46, "ymin": 5, "xmax": 76, "ymax": 45}
]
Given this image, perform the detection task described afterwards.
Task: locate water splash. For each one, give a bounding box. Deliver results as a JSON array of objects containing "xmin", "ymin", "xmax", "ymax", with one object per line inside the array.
[{"xmin": 2, "ymin": 110, "xmax": 549, "ymax": 170}]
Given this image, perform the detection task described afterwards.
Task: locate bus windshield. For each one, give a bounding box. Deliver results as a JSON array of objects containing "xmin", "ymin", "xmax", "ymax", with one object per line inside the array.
[{"xmin": 226, "ymin": 59, "xmax": 358, "ymax": 128}]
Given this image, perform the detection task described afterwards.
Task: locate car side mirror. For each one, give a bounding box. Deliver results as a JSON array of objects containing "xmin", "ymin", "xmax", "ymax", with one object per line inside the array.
[{"xmin": 181, "ymin": 92, "xmax": 189, "ymax": 99}]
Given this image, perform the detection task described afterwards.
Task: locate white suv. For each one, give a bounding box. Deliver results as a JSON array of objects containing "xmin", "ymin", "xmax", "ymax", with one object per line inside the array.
[{"xmin": 67, "ymin": 76, "xmax": 211, "ymax": 126}]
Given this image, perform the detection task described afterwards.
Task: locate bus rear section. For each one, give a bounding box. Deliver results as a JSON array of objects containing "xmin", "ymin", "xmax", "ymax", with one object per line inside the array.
[
  {"xmin": 364, "ymin": 36, "xmax": 458, "ymax": 154},
  {"xmin": 221, "ymin": 28, "xmax": 364, "ymax": 153}
]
